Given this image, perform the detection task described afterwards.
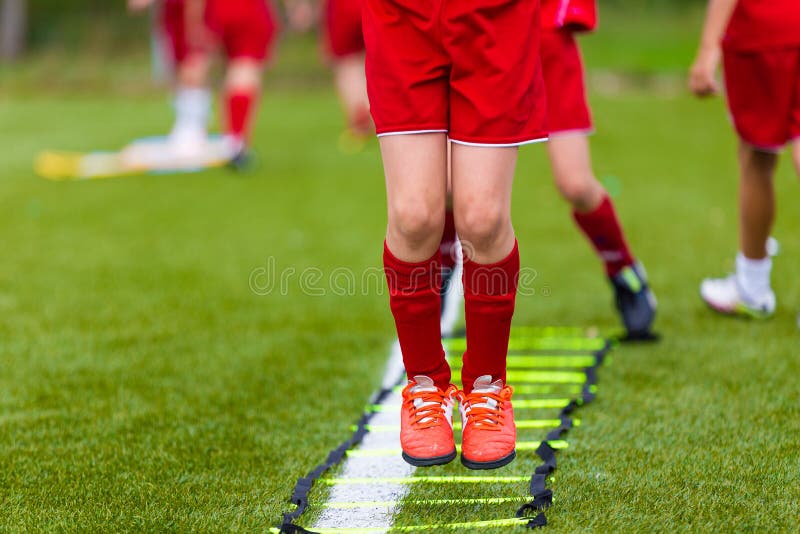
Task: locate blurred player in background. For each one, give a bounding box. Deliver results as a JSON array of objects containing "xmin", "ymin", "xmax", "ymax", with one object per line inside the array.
[
  {"xmin": 690, "ymin": 0, "xmax": 800, "ymax": 318},
  {"xmin": 128, "ymin": 0, "xmax": 279, "ymax": 168},
  {"xmin": 321, "ymin": 0, "xmax": 372, "ymax": 138},
  {"xmin": 539, "ymin": 0, "xmax": 657, "ymax": 338}
]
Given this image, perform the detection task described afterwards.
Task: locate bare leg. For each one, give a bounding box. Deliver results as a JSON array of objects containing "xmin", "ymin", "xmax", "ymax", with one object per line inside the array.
[
  {"xmin": 177, "ymin": 53, "xmax": 211, "ymax": 89},
  {"xmin": 225, "ymin": 57, "xmax": 263, "ymax": 95},
  {"xmin": 333, "ymin": 54, "xmax": 372, "ymax": 135},
  {"xmin": 451, "ymin": 145, "xmax": 517, "ymax": 263},
  {"xmin": 382, "ymin": 134, "xmax": 448, "ymax": 261},
  {"xmin": 699, "ymin": 142, "xmax": 778, "ymax": 315},
  {"xmin": 738, "ymin": 143, "xmax": 778, "ymax": 259},
  {"xmin": 546, "ymin": 134, "xmax": 605, "ymax": 213}
]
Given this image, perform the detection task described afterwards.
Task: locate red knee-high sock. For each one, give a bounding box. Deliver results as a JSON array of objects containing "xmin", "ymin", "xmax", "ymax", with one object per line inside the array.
[
  {"xmin": 572, "ymin": 195, "xmax": 635, "ymax": 277},
  {"xmin": 384, "ymin": 243, "xmax": 450, "ymax": 390},
  {"xmin": 225, "ymin": 89, "xmax": 258, "ymax": 144},
  {"xmin": 461, "ymin": 241, "xmax": 519, "ymax": 392},
  {"xmin": 440, "ymin": 209, "xmax": 457, "ymax": 273}
]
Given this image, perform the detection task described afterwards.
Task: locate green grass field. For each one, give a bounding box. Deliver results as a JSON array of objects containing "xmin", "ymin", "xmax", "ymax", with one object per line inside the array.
[{"xmin": 2, "ymin": 9, "xmax": 800, "ymax": 532}]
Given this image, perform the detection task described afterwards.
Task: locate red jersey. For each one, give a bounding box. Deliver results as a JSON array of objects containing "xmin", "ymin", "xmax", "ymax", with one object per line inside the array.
[
  {"xmin": 540, "ymin": 0, "xmax": 597, "ymax": 32},
  {"xmin": 724, "ymin": 0, "xmax": 800, "ymax": 51}
]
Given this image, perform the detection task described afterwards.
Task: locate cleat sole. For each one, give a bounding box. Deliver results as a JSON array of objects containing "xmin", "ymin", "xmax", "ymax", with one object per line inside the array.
[
  {"xmin": 402, "ymin": 450, "xmax": 457, "ymax": 467},
  {"xmin": 461, "ymin": 449, "xmax": 516, "ymax": 471},
  {"xmin": 617, "ymin": 330, "xmax": 661, "ymax": 343}
]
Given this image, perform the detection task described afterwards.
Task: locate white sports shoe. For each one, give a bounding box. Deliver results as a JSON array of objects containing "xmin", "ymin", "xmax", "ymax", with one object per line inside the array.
[
  {"xmin": 168, "ymin": 126, "xmax": 208, "ymax": 161},
  {"xmin": 700, "ymin": 274, "xmax": 775, "ymax": 319}
]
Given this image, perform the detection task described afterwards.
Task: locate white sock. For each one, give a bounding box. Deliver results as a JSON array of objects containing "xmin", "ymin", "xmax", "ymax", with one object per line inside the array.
[
  {"xmin": 736, "ymin": 252, "xmax": 772, "ymax": 303},
  {"xmin": 172, "ymin": 87, "xmax": 211, "ymax": 137}
]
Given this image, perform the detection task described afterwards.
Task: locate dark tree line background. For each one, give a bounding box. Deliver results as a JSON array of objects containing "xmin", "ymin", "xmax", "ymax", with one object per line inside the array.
[{"xmin": 1, "ymin": 0, "xmax": 149, "ymax": 60}]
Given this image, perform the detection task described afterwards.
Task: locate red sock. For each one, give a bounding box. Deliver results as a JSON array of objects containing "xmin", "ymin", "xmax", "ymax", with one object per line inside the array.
[
  {"xmin": 572, "ymin": 195, "xmax": 635, "ymax": 277},
  {"xmin": 439, "ymin": 209, "xmax": 457, "ymax": 273},
  {"xmin": 461, "ymin": 241, "xmax": 519, "ymax": 391},
  {"xmin": 225, "ymin": 89, "xmax": 258, "ymax": 144},
  {"xmin": 384, "ymin": 243, "xmax": 450, "ymax": 390}
]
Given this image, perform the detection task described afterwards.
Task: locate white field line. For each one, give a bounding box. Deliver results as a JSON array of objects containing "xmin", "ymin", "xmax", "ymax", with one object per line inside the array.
[{"xmin": 312, "ymin": 255, "xmax": 464, "ymax": 532}]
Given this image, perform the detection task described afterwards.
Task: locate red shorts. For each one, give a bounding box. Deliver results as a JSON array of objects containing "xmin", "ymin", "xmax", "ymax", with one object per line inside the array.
[
  {"xmin": 540, "ymin": 29, "xmax": 592, "ymax": 135},
  {"xmin": 723, "ymin": 47, "xmax": 800, "ymax": 151},
  {"xmin": 162, "ymin": 0, "xmax": 278, "ymax": 65},
  {"xmin": 323, "ymin": 0, "xmax": 365, "ymax": 59},
  {"xmin": 363, "ymin": 0, "xmax": 547, "ymax": 146}
]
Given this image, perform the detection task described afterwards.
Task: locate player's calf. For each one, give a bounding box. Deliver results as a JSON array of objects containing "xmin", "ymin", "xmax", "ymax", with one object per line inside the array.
[
  {"xmin": 222, "ymin": 59, "xmax": 264, "ymax": 165},
  {"xmin": 452, "ymin": 147, "xmax": 517, "ymax": 264}
]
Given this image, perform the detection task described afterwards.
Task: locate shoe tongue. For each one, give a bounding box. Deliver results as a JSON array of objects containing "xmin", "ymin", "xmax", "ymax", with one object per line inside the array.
[
  {"xmin": 470, "ymin": 375, "xmax": 503, "ymax": 411},
  {"xmin": 471, "ymin": 375, "xmax": 502, "ymax": 394},
  {"xmin": 411, "ymin": 375, "xmax": 437, "ymax": 393},
  {"xmin": 410, "ymin": 376, "xmax": 442, "ymax": 418}
]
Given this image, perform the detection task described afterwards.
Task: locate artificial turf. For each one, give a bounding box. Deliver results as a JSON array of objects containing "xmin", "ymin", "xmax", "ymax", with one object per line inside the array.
[{"xmin": 2, "ymin": 9, "xmax": 800, "ymax": 533}]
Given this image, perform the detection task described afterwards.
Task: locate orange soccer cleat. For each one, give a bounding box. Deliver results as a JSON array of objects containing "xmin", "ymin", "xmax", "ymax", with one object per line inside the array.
[
  {"xmin": 458, "ymin": 375, "xmax": 516, "ymax": 470},
  {"xmin": 400, "ymin": 376, "xmax": 458, "ymax": 467}
]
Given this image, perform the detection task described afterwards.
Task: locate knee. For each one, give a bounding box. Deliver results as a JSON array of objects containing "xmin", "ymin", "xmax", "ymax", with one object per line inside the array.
[
  {"xmin": 455, "ymin": 203, "xmax": 508, "ymax": 253},
  {"xmin": 226, "ymin": 59, "xmax": 263, "ymax": 90},
  {"xmin": 388, "ymin": 202, "xmax": 444, "ymax": 248},
  {"xmin": 554, "ymin": 172, "xmax": 601, "ymax": 210},
  {"xmin": 178, "ymin": 55, "xmax": 210, "ymax": 88}
]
